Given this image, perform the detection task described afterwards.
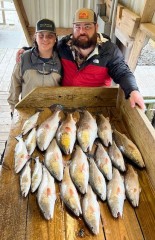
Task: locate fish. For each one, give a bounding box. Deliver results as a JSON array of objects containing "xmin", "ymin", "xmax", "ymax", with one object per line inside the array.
[
  {"xmin": 97, "ymin": 114, "xmax": 112, "ymax": 147},
  {"xmin": 77, "ymin": 110, "xmax": 97, "ymax": 152},
  {"xmin": 14, "ymin": 135, "xmax": 30, "ymax": 173},
  {"xmin": 21, "ymin": 111, "xmax": 41, "ymax": 135},
  {"xmin": 60, "ymin": 165, "xmax": 82, "ymax": 216},
  {"xmin": 36, "ymin": 109, "xmax": 61, "ymax": 151},
  {"xmin": 95, "ymin": 142, "xmax": 113, "ymax": 180},
  {"xmin": 69, "ymin": 145, "xmax": 89, "ymax": 194},
  {"xmin": 31, "ymin": 156, "xmax": 43, "ymax": 193},
  {"xmin": 82, "ymin": 185, "xmax": 100, "ymax": 235},
  {"xmin": 44, "ymin": 139, "xmax": 64, "ymax": 181},
  {"xmin": 113, "ymin": 129, "xmax": 145, "ymax": 168},
  {"xmin": 37, "ymin": 166, "xmax": 56, "ymax": 220},
  {"xmin": 20, "ymin": 161, "xmax": 31, "ymax": 197},
  {"xmin": 107, "ymin": 168, "xmax": 125, "ymax": 218},
  {"xmin": 124, "ymin": 165, "xmax": 141, "ymax": 207},
  {"xmin": 89, "ymin": 157, "xmax": 106, "ymax": 201},
  {"xmin": 108, "ymin": 140, "xmax": 126, "ymax": 172},
  {"xmin": 56, "ymin": 113, "xmax": 76, "ymax": 155},
  {"xmin": 25, "ymin": 127, "xmax": 37, "ymax": 155}
]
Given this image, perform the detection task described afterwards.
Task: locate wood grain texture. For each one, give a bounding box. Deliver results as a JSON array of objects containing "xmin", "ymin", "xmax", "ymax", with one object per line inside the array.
[
  {"xmin": 120, "ymin": 99, "xmax": 155, "ymax": 189},
  {"xmin": 15, "ymin": 87, "xmax": 118, "ymax": 109},
  {"xmin": 0, "ymin": 88, "xmax": 155, "ymax": 240}
]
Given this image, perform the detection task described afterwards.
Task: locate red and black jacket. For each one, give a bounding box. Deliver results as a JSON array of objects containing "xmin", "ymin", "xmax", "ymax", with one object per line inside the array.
[{"xmin": 57, "ymin": 34, "xmax": 139, "ymax": 98}]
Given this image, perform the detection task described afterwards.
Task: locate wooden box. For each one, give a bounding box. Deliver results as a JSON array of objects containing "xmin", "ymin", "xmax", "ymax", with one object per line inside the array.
[
  {"xmin": 116, "ymin": 8, "xmax": 141, "ymax": 38},
  {"xmin": 0, "ymin": 87, "xmax": 155, "ymax": 240}
]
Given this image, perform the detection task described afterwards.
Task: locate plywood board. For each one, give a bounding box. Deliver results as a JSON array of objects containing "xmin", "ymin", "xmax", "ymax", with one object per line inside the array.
[{"xmin": 15, "ymin": 87, "xmax": 118, "ymax": 109}]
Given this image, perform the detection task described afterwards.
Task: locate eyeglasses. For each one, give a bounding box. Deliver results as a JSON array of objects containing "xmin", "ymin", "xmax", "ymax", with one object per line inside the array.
[
  {"xmin": 37, "ymin": 62, "xmax": 57, "ymax": 75},
  {"xmin": 73, "ymin": 23, "xmax": 95, "ymax": 31},
  {"xmin": 37, "ymin": 69, "xmax": 53, "ymax": 75},
  {"xmin": 37, "ymin": 32, "xmax": 56, "ymax": 40},
  {"xmin": 31, "ymin": 61, "xmax": 57, "ymax": 75}
]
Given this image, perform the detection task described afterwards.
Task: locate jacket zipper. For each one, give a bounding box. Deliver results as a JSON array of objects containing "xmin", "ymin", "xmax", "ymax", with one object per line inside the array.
[{"xmin": 43, "ymin": 63, "xmax": 45, "ymax": 86}]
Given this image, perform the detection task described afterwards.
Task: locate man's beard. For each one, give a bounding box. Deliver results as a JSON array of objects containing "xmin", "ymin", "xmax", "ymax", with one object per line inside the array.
[{"xmin": 72, "ymin": 32, "xmax": 97, "ymax": 49}]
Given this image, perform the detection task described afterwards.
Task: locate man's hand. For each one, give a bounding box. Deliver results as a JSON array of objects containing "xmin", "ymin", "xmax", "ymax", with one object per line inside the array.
[
  {"xmin": 129, "ymin": 90, "xmax": 146, "ymax": 110},
  {"xmin": 16, "ymin": 49, "xmax": 25, "ymax": 63}
]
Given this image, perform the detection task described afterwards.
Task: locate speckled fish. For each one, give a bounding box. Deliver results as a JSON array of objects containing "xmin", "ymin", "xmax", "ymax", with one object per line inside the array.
[
  {"xmin": 60, "ymin": 165, "xmax": 82, "ymax": 216},
  {"xmin": 77, "ymin": 110, "xmax": 97, "ymax": 152},
  {"xmin": 37, "ymin": 166, "xmax": 56, "ymax": 220},
  {"xmin": 14, "ymin": 135, "xmax": 30, "ymax": 173},
  {"xmin": 36, "ymin": 109, "xmax": 61, "ymax": 151},
  {"xmin": 113, "ymin": 129, "xmax": 145, "ymax": 168},
  {"xmin": 124, "ymin": 165, "xmax": 141, "ymax": 207},
  {"xmin": 44, "ymin": 139, "xmax": 63, "ymax": 181},
  {"xmin": 95, "ymin": 142, "xmax": 113, "ymax": 180},
  {"xmin": 25, "ymin": 127, "xmax": 37, "ymax": 155},
  {"xmin": 108, "ymin": 140, "xmax": 126, "ymax": 172},
  {"xmin": 69, "ymin": 145, "xmax": 89, "ymax": 194},
  {"xmin": 31, "ymin": 156, "xmax": 43, "ymax": 193},
  {"xmin": 20, "ymin": 161, "xmax": 31, "ymax": 197},
  {"xmin": 97, "ymin": 114, "xmax": 112, "ymax": 147},
  {"xmin": 56, "ymin": 113, "xmax": 76, "ymax": 155},
  {"xmin": 107, "ymin": 168, "xmax": 125, "ymax": 218},
  {"xmin": 21, "ymin": 111, "xmax": 41, "ymax": 135},
  {"xmin": 82, "ymin": 185, "xmax": 100, "ymax": 235},
  {"xmin": 89, "ymin": 157, "xmax": 106, "ymax": 201}
]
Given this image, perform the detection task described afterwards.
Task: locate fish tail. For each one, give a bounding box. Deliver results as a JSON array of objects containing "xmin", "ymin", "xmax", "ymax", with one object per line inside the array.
[{"xmin": 49, "ymin": 104, "xmax": 64, "ymax": 112}]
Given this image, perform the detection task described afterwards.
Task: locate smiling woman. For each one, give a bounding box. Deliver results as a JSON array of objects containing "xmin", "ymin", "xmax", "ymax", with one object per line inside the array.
[{"xmin": 7, "ymin": 18, "xmax": 62, "ymax": 114}]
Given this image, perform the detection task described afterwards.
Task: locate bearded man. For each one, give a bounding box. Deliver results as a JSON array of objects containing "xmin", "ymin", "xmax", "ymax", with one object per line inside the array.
[{"xmin": 57, "ymin": 8, "xmax": 145, "ymax": 109}]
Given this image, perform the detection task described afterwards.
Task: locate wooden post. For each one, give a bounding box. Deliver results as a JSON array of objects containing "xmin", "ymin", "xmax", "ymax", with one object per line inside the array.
[
  {"xmin": 13, "ymin": 0, "xmax": 32, "ymax": 46},
  {"xmin": 127, "ymin": 29, "xmax": 148, "ymax": 72},
  {"xmin": 140, "ymin": 0, "xmax": 155, "ymax": 22},
  {"xmin": 0, "ymin": 1, "xmax": 6, "ymax": 25}
]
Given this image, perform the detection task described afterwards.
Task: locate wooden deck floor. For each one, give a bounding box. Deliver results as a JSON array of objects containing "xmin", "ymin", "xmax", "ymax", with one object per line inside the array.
[
  {"xmin": 0, "ymin": 24, "xmax": 28, "ymax": 156},
  {"xmin": 0, "ymin": 48, "xmax": 17, "ymax": 155}
]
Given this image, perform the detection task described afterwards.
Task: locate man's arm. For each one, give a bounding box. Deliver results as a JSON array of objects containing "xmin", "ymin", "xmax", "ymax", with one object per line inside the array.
[
  {"xmin": 16, "ymin": 47, "xmax": 31, "ymax": 63},
  {"xmin": 107, "ymin": 44, "xmax": 145, "ymax": 110}
]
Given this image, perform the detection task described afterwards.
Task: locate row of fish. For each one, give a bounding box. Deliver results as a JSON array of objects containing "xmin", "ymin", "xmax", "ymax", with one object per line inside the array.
[
  {"xmin": 19, "ymin": 108, "xmax": 145, "ymax": 168},
  {"xmin": 19, "ymin": 154, "xmax": 141, "ymax": 235}
]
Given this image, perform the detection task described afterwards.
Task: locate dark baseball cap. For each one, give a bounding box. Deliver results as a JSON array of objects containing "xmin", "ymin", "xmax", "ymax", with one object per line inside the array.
[
  {"xmin": 36, "ymin": 19, "xmax": 56, "ymax": 33},
  {"xmin": 73, "ymin": 8, "xmax": 97, "ymax": 23}
]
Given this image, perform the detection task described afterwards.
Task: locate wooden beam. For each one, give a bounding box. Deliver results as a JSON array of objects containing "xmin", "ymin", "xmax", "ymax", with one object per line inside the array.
[
  {"xmin": 140, "ymin": 0, "xmax": 155, "ymax": 22},
  {"xmin": 140, "ymin": 23, "xmax": 155, "ymax": 40},
  {"xmin": 13, "ymin": 0, "xmax": 31, "ymax": 46},
  {"xmin": 127, "ymin": 29, "xmax": 148, "ymax": 72}
]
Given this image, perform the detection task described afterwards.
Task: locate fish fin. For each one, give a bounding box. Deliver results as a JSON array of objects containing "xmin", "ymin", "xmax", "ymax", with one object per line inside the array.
[
  {"xmin": 62, "ymin": 159, "xmax": 71, "ymax": 168},
  {"xmin": 35, "ymin": 109, "xmax": 44, "ymax": 113},
  {"xmin": 86, "ymin": 153, "xmax": 94, "ymax": 159},
  {"xmin": 49, "ymin": 104, "xmax": 64, "ymax": 111},
  {"xmin": 15, "ymin": 134, "xmax": 23, "ymax": 141}
]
